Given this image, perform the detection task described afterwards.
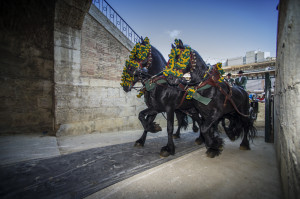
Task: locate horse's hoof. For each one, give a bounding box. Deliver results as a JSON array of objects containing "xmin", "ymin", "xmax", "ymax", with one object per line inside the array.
[
  {"xmin": 155, "ymin": 124, "xmax": 162, "ymax": 132},
  {"xmin": 239, "ymin": 145, "xmax": 250, "ymax": 150},
  {"xmin": 134, "ymin": 142, "xmax": 144, "ymax": 147},
  {"xmin": 173, "ymin": 134, "xmax": 180, "ymax": 139},
  {"xmin": 160, "ymin": 146, "xmax": 174, "ymax": 157},
  {"xmin": 206, "ymin": 152, "xmax": 216, "ymax": 158},
  {"xmin": 193, "ymin": 126, "xmax": 199, "ymax": 133},
  {"xmin": 148, "ymin": 122, "xmax": 162, "ymax": 133},
  {"xmin": 206, "ymin": 148, "xmax": 221, "ymax": 158},
  {"xmin": 160, "ymin": 150, "xmax": 170, "ymax": 158},
  {"xmin": 195, "ymin": 138, "xmax": 204, "ymax": 145}
]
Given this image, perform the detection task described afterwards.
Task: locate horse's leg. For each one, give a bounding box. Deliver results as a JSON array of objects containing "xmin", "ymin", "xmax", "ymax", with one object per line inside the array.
[
  {"xmin": 138, "ymin": 108, "xmax": 160, "ymax": 133},
  {"xmin": 221, "ymin": 117, "xmax": 236, "ymax": 141},
  {"xmin": 192, "ymin": 114, "xmax": 205, "ymax": 145},
  {"xmin": 240, "ymin": 116, "xmax": 257, "ymax": 150},
  {"xmin": 173, "ymin": 110, "xmax": 187, "ymax": 139},
  {"xmin": 134, "ymin": 130, "xmax": 148, "ymax": 147},
  {"xmin": 239, "ymin": 105, "xmax": 256, "ymax": 150},
  {"xmin": 134, "ymin": 113, "xmax": 157, "ymax": 147},
  {"xmin": 192, "ymin": 119, "xmax": 199, "ymax": 133},
  {"xmin": 200, "ymin": 117, "xmax": 224, "ymax": 158},
  {"xmin": 134, "ymin": 108, "xmax": 158, "ymax": 147},
  {"xmin": 239, "ymin": 119, "xmax": 250, "ymax": 150},
  {"xmin": 160, "ymin": 108, "xmax": 175, "ymax": 157}
]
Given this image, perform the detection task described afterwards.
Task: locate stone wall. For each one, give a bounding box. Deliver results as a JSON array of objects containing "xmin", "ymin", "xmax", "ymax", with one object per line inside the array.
[
  {"xmin": 0, "ymin": 0, "xmax": 55, "ymax": 135},
  {"xmin": 55, "ymin": 4, "xmax": 167, "ymax": 136},
  {"xmin": 274, "ymin": 0, "xmax": 300, "ymax": 198},
  {"xmin": 54, "ymin": 0, "xmax": 92, "ymax": 136},
  {"xmin": 0, "ymin": 0, "xmax": 167, "ymax": 136}
]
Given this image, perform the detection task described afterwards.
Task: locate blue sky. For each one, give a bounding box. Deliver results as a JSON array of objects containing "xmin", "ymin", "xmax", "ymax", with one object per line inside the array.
[{"xmin": 106, "ymin": 0, "xmax": 279, "ymax": 64}]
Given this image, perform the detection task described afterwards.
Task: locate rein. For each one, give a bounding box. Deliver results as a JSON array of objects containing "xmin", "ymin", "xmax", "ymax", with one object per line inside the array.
[
  {"xmin": 217, "ymin": 82, "xmax": 249, "ymax": 117},
  {"xmin": 177, "ymin": 62, "xmax": 250, "ymax": 118},
  {"xmin": 199, "ymin": 69, "xmax": 250, "ymax": 117}
]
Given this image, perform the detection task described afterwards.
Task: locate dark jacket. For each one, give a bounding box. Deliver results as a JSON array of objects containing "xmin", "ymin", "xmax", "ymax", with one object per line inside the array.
[
  {"xmin": 225, "ymin": 78, "xmax": 234, "ymax": 86},
  {"xmin": 235, "ymin": 76, "xmax": 247, "ymax": 89}
]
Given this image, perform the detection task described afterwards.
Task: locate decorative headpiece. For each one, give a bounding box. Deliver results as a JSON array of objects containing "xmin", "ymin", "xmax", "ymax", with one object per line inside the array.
[
  {"xmin": 120, "ymin": 37, "xmax": 151, "ymax": 87},
  {"xmin": 163, "ymin": 39, "xmax": 191, "ymax": 78}
]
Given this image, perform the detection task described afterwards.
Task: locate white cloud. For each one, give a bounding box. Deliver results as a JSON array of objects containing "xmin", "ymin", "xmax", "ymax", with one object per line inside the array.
[{"xmin": 167, "ymin": 30, "xmax": 181, "ymax": 38}]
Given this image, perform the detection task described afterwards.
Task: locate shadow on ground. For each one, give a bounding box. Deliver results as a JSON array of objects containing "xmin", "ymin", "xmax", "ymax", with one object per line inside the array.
[{"xmin": 0, "ymin": 131, "xmax": 202, "ymax": 199}]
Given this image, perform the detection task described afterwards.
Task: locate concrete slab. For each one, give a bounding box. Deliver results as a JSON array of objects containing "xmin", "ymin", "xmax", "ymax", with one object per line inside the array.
[
  {"xmin": 0, "ymin": 134, "xmax": 60, "ymax": 166},
  {"xmin": 0, "ymin": 127, "xmax": 173, "ymax": 165},
  {"xmin": 57, "ymin": 127, "xmax": 171, "ymax": 154},
  {"xmin": 86, "ymin": 137, "xmax": 282, "ymax": 199},
  {"xmin": 0, "ymin": 131, "xmax": 202, "ymax": 199}
]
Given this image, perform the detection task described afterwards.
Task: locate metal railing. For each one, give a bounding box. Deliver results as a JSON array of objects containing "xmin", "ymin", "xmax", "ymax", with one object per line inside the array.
[{"xmin": 92, "ymin": 0, "xmax": 141, "ymax": 43}]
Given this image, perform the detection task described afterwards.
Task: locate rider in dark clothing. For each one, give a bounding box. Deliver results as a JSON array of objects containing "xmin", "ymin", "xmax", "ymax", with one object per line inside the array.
[
  {"xmin": 235, "ymin": 70, "xmax": 247, "ymax": 89},
  {"xmin": 225, "ymin": 73, "xmax": 234, "ymax": 86}
]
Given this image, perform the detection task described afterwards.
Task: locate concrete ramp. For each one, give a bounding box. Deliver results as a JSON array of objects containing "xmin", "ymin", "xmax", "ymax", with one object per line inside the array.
[{"xmin": 0, "ymin": 132, "xmax": 202, "ymax": 199}]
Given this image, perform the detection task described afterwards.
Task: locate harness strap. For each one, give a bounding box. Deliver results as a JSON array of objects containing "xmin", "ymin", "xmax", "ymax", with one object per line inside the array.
[
  {"xmin": 217, "ymin": 82, "xmax": 249, "ymax": 117},
  {"xmin": 177, "ymin": 91, "xmax": 189, "ymax": 109},
  {"xmin": 178, "ymin": 83, "xmax": 185, "ymax": 90},
  {"xmin": 176, "ymin": 84, "xmax": 212, "ymax": 109},
  {"xmin": 222, "ymin": 82, "xmax": 231, "ymax": 106},
  {"xmin": 196, "ymin": 66, "xmax": 249, "ymax": 118}
]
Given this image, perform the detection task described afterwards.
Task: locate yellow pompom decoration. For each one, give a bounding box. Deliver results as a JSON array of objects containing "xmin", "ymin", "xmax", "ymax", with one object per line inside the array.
[
  {"xmin": 163, "ymin": 39, "xmax": 191, "ymax": 77},
  {"xmin": 121, "ymin": 37, "xmax": 152, "ymax": 98},
  {"xmin": 136, "ymin": 90, "xmax": 144, "ymax": 98},
  {"xmin": 186, "ymin": 88, "xmax": 196, "ymax": 100}
]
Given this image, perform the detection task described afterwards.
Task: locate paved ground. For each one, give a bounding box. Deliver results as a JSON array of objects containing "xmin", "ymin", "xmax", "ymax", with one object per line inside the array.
[
  {"xmin": 0, "ymin": 134, "xmax": 60, "ymax": 166},
  {"xmin": 87, "ymin": 137, "xmax": 282, "ymax": 199},
  {"xmin": 0, "ymin": 127, "xmax": 282, "ymax": 199},
  {"xmin": 0, "ymin": 131, "xmax": 203, "ymax": 199}
]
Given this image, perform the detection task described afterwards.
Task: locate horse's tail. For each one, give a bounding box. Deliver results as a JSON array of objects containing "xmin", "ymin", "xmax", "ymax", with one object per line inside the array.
[{"xmin": 179, "ymin": 114, "xmax": 189, "ymax": 130}]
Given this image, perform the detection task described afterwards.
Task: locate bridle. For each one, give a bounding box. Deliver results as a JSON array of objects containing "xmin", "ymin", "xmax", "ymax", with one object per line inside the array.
[
  {"xmin": 136, "ymin": 47, "xmax": 152, "ymax": 70},
  {"xmin": 130, "ymin": 48, "xmax": 153, "ymax": 91}
]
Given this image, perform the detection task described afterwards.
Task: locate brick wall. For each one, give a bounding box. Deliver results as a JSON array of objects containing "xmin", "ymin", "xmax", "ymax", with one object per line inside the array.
[
  {"xmin": 55, "ymin": 4, "xmax": 167, "ymax": 136},
  {"xmin": 0, "ymin": 0, "xmax": 166, "ymax": 136},
  {"xmin": 81, "ymin": 14, "xmax": 129, "ymax": 80}
]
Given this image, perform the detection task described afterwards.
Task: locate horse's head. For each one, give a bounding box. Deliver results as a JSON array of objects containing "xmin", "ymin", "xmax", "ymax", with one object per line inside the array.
[
  {"xmin": 163, "ymin": 39, "xmax": 196, "ymax": 81},
  {"xmin": 120, "ymin": 37, "xmax": 152, "ymax": 92},
  {"xmin": 120, "ymin": 61, "xmax": 140, "ymax": 92}
]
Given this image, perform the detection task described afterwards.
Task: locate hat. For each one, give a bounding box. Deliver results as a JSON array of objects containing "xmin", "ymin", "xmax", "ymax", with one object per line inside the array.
[
  {"xmin": 227, "ymin": 73, "xmax": 232, "ymax": 76},
  {"xmin": 238, "ymin": 70, "xmax": 244, "ymax": 74}
]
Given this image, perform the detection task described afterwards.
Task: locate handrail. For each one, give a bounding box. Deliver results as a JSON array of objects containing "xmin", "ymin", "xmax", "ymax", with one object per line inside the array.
[{"xmin": 92, "ymin": 0, "xmax": 141, "ymax": 43}]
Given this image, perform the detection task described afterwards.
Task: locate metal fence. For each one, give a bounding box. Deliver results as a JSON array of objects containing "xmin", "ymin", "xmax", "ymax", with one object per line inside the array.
[{"xmin": 92, "ymin": 0, "xmax": 141, "ymax": 43}]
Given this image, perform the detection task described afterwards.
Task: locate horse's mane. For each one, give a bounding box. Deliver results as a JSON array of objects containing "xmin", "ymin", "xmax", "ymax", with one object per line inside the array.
[
  {"xmin": 193, "ymin": 50, "xmax": 207, "ymax": 68},
  {"xmin": 190, "ymin": 49, "xmax": 209, "ymax": 84},
  {"xmin": 149, "ymin": 45, "xmax": 167, "ymax": 75}
]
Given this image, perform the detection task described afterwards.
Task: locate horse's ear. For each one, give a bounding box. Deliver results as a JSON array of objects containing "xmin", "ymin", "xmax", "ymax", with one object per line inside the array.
[
  {"xmin": 141, "ymin": 36, "xmax": 144, "ymax": 43},
  {"xmin": 171, "ymin": 44, "xmax": 175, "ymax": 49},
  {"xmin": 179, "ymin": 39, "xmax": 184, "ymax": 48}
]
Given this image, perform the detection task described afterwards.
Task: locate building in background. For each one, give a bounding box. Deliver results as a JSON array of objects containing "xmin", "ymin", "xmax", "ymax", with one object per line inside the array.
[
  {"xmin": 224, "ymin": 50, "xmax": 272, "ymax": 66},
  {"xmin": 222, "ymin": 50, "xmax": 276, "ymax": 93}
]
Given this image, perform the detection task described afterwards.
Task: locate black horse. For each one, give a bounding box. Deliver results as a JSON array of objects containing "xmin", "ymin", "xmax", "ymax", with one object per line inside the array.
[
  {"xmin": 172, "ymin": 39, "xmax": 257, "ymax": 154},
  {"xmin": 123, "ymin": 38, "xmax": 256, "ymax": 158},
  {"xmin": 121, "ymin": 37, "xmax": 199, "ymax": 146}
]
